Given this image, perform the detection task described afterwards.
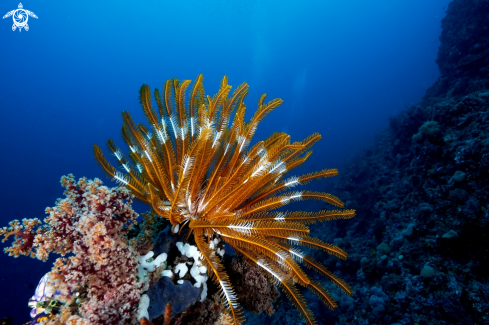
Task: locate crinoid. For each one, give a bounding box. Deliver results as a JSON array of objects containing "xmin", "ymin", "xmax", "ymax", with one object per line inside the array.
[{"xmin": 93, "ymin": 75, "xmax": 355, "ymax": 324}]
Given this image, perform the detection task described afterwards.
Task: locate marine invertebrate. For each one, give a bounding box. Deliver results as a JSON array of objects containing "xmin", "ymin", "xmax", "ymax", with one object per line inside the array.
[
  {"xmin": 94, "ymin": 75, "xmax": 356, "ymax": 324},
  {"xmin": 1, "ymin": 175, "xmax": 142, "ymax": 324}
]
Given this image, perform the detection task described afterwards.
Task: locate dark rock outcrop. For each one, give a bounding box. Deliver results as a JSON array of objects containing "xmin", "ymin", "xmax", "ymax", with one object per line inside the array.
[{"xmin": 425, "ymin": 0, "xmax": 489, "ymax": 100}]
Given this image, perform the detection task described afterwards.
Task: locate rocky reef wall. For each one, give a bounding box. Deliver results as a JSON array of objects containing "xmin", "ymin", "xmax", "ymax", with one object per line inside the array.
[
  {"xmin": 330, "ymin": 0, "xmax": 489, "ymax": 324},
  {"xmin": 425, "ymin": 0, "xmax": 489, "ymax": 99}
]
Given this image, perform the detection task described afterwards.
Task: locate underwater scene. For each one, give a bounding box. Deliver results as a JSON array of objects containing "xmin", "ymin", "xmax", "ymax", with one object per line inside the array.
[{"xmin": 1, "ymin": 0, "xmax": 488, "ymax": 324}]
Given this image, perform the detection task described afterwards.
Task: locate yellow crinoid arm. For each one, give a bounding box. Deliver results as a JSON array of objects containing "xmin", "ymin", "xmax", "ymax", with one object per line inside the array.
[
  {"xmin": 271, "ymin": 234, "xmax": 348, "ymax": 260},
  {"xmin": 121, "ymin": 112, "xmax": 163, "ymax": 187},
  {"xmin": 245, "ymin": 168, "xmax": 339, "ymax": 207},
  {"xmin": 303, "ymin": 255, "xmax": 353, "ymax": 295},
  {"xmin": 140, "ymin": 84, "xmax": 177, "ymax": 190},
  {"xmin": 93, "ymin": 144, "xmax": 149, "ymax": 201},
  {"xmin": 201, "ymin": 145, "xmax": 293, "ymax": 214},
  {"xmin": 281, "ymin": 280, "xmax": 317, "ymax": 325},
  {"xmin": 208, "ymin": 76, "xmax": 232, "ymax": 123},
  {"xmin": 243, "ymin": 209, "xmax": 356, "ymax": 224},
  {"xmin": 238, "ymin": 191, "xmax": 345, "ymax": 219},
  {"xmin": 205, "ymin": 97, "xmax": 284, "ymax": 195},
  {"xmin": 189, "ymin": 219, "xmax": 310, "ymax": 237},
  {"xmin": 272, "ymin": 240, "xmax": 352, "ymax": 296},
  {"xmin": 231, "ymin": 245, "xmax": 316, "ymax": 325},
  {"xmin": 209, "ymin": 134, "xmax": 322, "ymax": 215},
  {"xmin": 214, "ymin": 228, "xmax": 311, "ymax": 287},
  {"xmin": 193, "ymin": 228, "xmax": 244, "ymax": 325},
  {"xmin": 217, "ymin": 81, "xmax": 249, "ymax": 132},
  {"xmin": 172, "ymin": 78, "xmax": 192, "ymax": 166},
  {"xmin": 189, "ymin": 75, "xmax": 204, "ymax": 133},
  {"xmin": 307, "ymin": 280, "xmax": 338, "ymax": 311}
]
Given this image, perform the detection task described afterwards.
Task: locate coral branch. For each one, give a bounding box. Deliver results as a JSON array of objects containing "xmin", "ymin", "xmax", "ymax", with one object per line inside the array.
[{"xmin": 1, "ymin": 174, "xmax": 143, "ymax": 325}]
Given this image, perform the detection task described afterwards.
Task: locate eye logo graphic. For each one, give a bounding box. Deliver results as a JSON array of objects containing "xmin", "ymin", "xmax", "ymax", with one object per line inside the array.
[{"xmin": 3, "ymin": 3, "xmax": 37, "ymax": 32}]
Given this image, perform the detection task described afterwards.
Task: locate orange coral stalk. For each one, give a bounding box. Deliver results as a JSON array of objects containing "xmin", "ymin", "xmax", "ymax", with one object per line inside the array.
[
  {"xmin": 163, "ymin": 303, "xmax": 172, "ymax": 325},
  {"xmin": 140, "ymin": 317, "xmax": 154, "ymax": 325}
]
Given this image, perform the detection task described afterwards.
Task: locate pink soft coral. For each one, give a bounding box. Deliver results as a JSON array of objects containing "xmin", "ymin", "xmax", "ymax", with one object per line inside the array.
[{"xmin": 1, "ymin": 174, "xmax": 142, "ymax": 325}]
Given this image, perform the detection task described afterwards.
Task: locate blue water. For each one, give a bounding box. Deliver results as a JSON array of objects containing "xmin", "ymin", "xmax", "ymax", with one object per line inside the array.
[{"xmin": 0, "ymin": 0, "xmax": 450, "ymax": 323}]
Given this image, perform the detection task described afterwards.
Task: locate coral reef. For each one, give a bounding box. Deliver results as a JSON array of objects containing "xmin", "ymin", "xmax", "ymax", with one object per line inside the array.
[
  {"xmin": 434, "ymin": 0, "xmax": 489, "ymax": 97},
  {"xmin": 411, "ymin": 121, "xmax": 440, "ymax": 143},
  {"xmin": 94, "ymin": 75, "xmax": 355, "ymax": 324},
  {"xmin": 2, "ymin": 74, "xmax": 354, "ymax": 324},
  {"xmin": 1, "ymin": 175, "xmax": 143, "ymax": 324},
  {"xmin": 324, "ymin": 1, "xmax": 489, "ymax": 323}
]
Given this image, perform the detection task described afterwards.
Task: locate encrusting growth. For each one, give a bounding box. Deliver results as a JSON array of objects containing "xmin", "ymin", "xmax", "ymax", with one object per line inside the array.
[{"xmin": 93, "ymin": 75, "xmax": 356, "ymax": 324}]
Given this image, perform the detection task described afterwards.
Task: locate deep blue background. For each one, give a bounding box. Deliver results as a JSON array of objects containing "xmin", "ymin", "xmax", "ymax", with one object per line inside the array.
[{"xmin": 0, "ymin": 0, "xmax": 450, "ymax": 323}]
